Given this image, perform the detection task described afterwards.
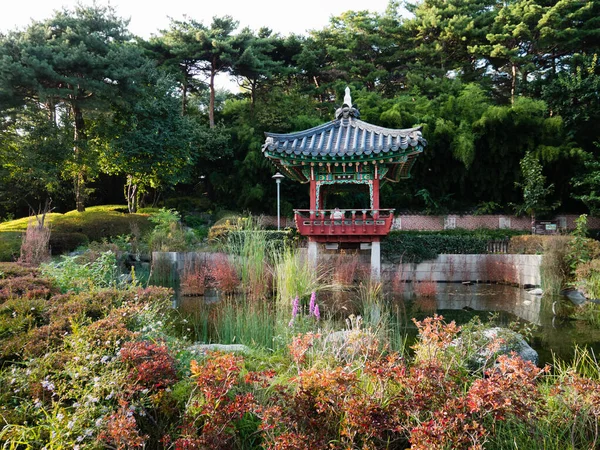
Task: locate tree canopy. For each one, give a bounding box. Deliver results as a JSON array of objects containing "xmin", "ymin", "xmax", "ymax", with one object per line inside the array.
[{"xmin": 1, "ymin": 0, "xmax": 599, "ymax": 219}]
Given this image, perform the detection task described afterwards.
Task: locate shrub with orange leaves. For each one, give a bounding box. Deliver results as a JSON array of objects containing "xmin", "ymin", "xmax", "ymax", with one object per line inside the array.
[{"xmin": 173, "ymin": 353, "xmax": 257, "ymax": 450}]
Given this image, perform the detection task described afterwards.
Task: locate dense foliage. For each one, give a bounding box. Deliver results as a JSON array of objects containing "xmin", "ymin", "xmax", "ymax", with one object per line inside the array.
[{"xmin": 0, "ymin": 1, "xmax": 599, "ymax": 220}]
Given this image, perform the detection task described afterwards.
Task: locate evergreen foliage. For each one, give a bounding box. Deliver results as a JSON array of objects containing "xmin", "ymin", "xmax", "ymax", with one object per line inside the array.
[{"xmin": 0, "ymin": 1, "xmax": 598, "ymax": 217}]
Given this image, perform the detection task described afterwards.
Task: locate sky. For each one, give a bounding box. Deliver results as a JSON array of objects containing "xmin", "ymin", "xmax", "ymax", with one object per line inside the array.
[
  {"xmin": 0, "ymin": 0, "xmax": 396, "ymax": 91},
  {"xmin": 0, "ymin": 0, "xmax": 394, "ymax": 38}
]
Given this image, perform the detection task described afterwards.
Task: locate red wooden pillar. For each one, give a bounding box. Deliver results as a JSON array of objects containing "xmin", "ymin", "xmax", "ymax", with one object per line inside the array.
[
  {"xmin": 309, "ymin": 179, "xmax": 317, "ymax": 221},
  {"xmin": 372, "ymin": 176, "xmax": 380, "ymax": 211}
]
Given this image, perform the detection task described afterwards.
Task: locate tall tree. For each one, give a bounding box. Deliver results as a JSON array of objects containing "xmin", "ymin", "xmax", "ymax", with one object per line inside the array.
[
  {"xmin": 158, "ymin": 16, "xmax": 248, "ymax": 127},
  {"xmin": 471, "ymin": 0, "xmax": 545, "ymax": 104},
  {"xmin": 0, "ymin": 4, "xmax": 148, "ymax": 211},
  {"xmin": 99, "ymin": 75, "xmax": 198, "ymax": 213}
]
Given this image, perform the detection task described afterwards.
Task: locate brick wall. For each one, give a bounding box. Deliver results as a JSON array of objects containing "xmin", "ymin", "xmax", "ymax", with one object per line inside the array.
[
  {"xmin": 390, "ymin": 214, "xmax": 600, "ymax": 232},
  {"xmin": 266, "ymin": 214, "xmax": 599, "ymax": 232}
]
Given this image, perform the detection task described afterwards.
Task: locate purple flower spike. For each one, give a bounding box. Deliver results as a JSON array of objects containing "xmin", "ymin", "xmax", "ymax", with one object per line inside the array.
[
  {"xmin": 292, "ymin": 296, "xmax": 300, "ymax": 318},
  {"xmin": 309, "ymin": 291, "xmax": 316, "ymax": 315},
  {"xmin": 314, "ymin": 304, "xmax": 320, "ymax": 321}
]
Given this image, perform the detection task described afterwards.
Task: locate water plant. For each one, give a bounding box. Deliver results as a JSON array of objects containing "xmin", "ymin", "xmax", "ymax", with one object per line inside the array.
[{"xmin": 223, "ymin": 216, "xmax": 274, "ymax": 300}]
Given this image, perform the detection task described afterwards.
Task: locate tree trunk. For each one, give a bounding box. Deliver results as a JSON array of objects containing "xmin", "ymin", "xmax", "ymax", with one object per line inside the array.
[
  {"xmin": 125, "ymin": 176, "xmax": 138, "ymax": 213},
  {"xmin": 209, "ymin": 66, "xmax": 216, "ymax": 128},
  {"xmin": 511, "ymin": 63, "xmax": 517, "ymax": 105},
  {"xmin": 73, "ymin": 104, "xmax": 87, "ymax": 212},
  {"xmin": 181, "ymin": 82, "xmax": 188, "ymax": 116}
]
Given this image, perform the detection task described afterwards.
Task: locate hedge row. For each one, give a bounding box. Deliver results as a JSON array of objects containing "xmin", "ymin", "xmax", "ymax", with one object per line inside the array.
[{"xmin": 381, "ymin": 232, "xmax": 490, "ymax": 264}]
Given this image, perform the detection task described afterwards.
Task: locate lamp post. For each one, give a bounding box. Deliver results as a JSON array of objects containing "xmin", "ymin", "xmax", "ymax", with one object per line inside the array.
[{"xmin": 272, "ymin": 172, "xmax": 285, "ymax": 230}]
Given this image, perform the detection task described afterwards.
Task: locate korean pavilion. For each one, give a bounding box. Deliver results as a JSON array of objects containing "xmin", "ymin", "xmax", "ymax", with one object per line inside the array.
[{"xmin": 262, "ymin": 88, "xmax": 427, "ymax": 279}]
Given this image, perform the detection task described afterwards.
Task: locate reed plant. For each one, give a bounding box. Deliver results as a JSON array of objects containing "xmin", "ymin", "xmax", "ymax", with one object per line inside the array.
[
  {"xmin": 223, "ymin": 216, "xmax": 274, "ymax": 300},
  {"xmin": 552, "ymin": 345, "xmax": 600, "ymax": 380},
  {"xmin": 148, "ymin": 254, "xmax": 179, "ymax": 290},
  {"xmin": 356, "ymin": 281, "xmax": 408, "ymax": 354},
  {"xmin": 545, "ymin": 346, "xmax": 600, "ymax": 448},
  {"xmin": 212, "ymin": 296, "xmax": 275, "ymax": 349},
  {"xmin": 272, "ymin": 247, "xmax": 330, "ymax": 332},
  {"xmin": 540, "ymin": 236, "xmax": 571, "ymax": 296}
]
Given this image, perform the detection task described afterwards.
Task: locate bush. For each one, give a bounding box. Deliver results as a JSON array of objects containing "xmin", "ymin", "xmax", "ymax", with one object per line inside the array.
[
  {"xmin": 0, "ymin": 232, "xmax": 22, "ymax": 262},
  {"xmin": 382, "ymin": 232, "xmax": 488, "ymax": 263},
  {"xmin": 0, "ymin": 262, "xmax": 40, "ymax": 278},
  {"xmin": 40, "ymin": 251, "xmax": 120, "ymax": 293},
  {"xmin": 148, "ymin": 208, "xmax": 196, "ymax": 251},
  {"xmin": 0, "ymin": 276, "xmax": 56, "ymax": 302},
  {"xmin": 0, "ymin": 206, "xmax": 153, "ymax": 251},
  {"xmin": 508, "ymin": 235, "xmax": 549, "ymax": 254}
]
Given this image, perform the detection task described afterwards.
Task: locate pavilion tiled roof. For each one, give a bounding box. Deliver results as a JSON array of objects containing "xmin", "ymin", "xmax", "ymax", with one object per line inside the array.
[
  {"xmin": 262, "ymin": 87, "xmax": 427, "ymax": 183},
  {"xmin": 263, "ymin": 118, "xmax": 426, "ymax": 160}
]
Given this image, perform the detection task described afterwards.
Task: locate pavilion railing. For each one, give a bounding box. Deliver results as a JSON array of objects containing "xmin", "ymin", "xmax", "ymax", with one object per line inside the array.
[{"xmin": 293, "ymin": 209, "xmax": 395, "ymax": 236}]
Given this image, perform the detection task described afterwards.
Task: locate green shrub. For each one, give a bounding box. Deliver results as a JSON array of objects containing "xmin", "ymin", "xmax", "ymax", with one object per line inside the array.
[
  {"xmin": 0, "ymin": 232, "xmax": 22, "ymax": 262},
  {"xmin": 40, "ymin": 251, "xmax": 121, "ymax": 293},
  {"xmin": 382, "ymin": 232, "xmax": 488, "ymax": 263},
  {"xmin": 207, "ymin": 218, "xmax": 240, "ymax": 244},
  {"xmin": 148, "ymin": 208, "xmax": 196, "ymax": 251}
]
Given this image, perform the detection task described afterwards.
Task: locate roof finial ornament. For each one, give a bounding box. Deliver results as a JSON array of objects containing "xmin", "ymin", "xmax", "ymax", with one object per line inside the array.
[
  {"xmin": 335, "ymin": 86, "xmax": 360, "ymax": 120},
  {"xmin": 344, "ymin": 86, "xmax": 352, "ymax": 108}
]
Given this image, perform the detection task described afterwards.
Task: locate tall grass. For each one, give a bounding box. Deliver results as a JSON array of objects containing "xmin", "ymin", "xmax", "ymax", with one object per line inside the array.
[
  {"xmin": 541, "ymin": 236, "xmax": 571, "ymax": 296},
  {"xmin": 223, "ymin": 217, "xmax": 274, "ymax": 300},
  {"xmin": 213, "ymin": 296, "xmax": 275, "ymax": 349},
  {"xmin": 148, "ymin": 254, "xmax": 178, "ymax": 290},
  {"xmin": 552, "ymin": 345, "xmax": 600, "ymax": 380},
  {"xmin": 357, "ymin": 281, "xmax": 408, "ymax": 354},
  {"xmin": 272, "ymin": 247, "xmax": 330, "ymax": 331},
  {"xmin": 19, "ymin": 219, "xmax": 51, "ymax": 265},
  {"xmin": 176, "ymin": 296, "xmax": 275, "ymax": 349}
]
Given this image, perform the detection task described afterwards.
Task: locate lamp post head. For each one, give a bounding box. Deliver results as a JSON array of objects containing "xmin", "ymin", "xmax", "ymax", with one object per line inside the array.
[{"xmin": 272, "ymin": 172, "xmax": 284, "ymax": 183}]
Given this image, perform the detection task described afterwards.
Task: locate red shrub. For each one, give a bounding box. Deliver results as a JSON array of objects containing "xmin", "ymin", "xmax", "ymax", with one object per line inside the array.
[
  {"xmin": 209, "ymin": 253, "xmax": 239, "ymax": 294},
  {"xmin": 413, "ymin": 279, "xmax": 437, "ymax": 298},
  {"xmin": 98, "ymin": 399, "xmax": 148, "ymax": 449},
  {"xmin": 119, "ymin": 340, "xmax": 178, "ymax": 393},
  {"xmin": 180, "ymin": 259, "xmax": 210, "ymax": 296}
]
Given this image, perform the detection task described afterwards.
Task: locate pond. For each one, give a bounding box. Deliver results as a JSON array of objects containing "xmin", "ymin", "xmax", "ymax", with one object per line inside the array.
[
  {"xmin": 395, "ymin": 283, "xmax": 600, "ymax": 366},
  {"xmin": 176, "ymin": 283, "xmax": 600, "ymax": 366}
]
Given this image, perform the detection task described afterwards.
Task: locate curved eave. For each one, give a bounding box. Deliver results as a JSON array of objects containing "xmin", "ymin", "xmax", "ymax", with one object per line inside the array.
[
  {"xmin": 386, "ymin": 151, "xmax": 422, "ymax": 182},
  {"xmin": 263, "ymin": 144, "xmax": 425, "ymax": 165},
  {"xmin": 263, "ymin": 118, "xmax": 427, "ymax": 160}
]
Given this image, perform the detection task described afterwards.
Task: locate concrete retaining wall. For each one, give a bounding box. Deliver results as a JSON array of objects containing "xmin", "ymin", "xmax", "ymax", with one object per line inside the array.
[
  {"xmin": 155, "ymin": 251, "xmax": 542, "ymax": 287},
  {"xmin": 382, "ymin": 254, "xmax": 542, "ymax": 287}
]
